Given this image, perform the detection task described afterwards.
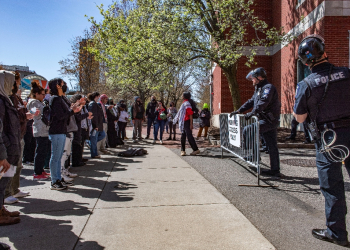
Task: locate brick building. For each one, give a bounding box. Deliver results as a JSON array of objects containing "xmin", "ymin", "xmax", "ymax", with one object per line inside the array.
[{"xmin": 212, "ymin": 0, "xmax": 350, "ymax": 128}]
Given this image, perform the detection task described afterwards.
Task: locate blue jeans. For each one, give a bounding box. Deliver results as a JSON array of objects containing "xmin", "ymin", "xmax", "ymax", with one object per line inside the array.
[
  {"xmin": 154, "ymin": 119, "xmax": 166, "ymax": 140},
  {"xmin": 49, "ymin": 134, "xmax": 66, "ymax": 183},
  {"xmin": 315, "ymin": 126, "xmax": 350, "ymax": 241},
  {"xmin": 90, "ymin": 130, "xmax": 106, "ymax": 157}
]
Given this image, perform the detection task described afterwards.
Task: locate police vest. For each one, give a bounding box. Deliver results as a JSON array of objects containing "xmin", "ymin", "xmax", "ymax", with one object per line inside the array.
[{"xmin": 303, "ymin": 65, "xmax": 350, "ymax": 124}]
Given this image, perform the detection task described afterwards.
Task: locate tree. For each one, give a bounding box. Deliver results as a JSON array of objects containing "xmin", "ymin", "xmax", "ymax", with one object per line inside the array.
[
  {"xmin": 58, "ymin": 27, "xmax": 107, "ymax": 94},
  {"xmin": 89, "ymin": 0, "xmax": 290, "ymax": 109}
]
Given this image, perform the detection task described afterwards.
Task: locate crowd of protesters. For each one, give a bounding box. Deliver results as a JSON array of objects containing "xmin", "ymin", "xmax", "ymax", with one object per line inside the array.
[{"xmin": 0, "ymin": 70, "xmax": 203, "ymax": 231}]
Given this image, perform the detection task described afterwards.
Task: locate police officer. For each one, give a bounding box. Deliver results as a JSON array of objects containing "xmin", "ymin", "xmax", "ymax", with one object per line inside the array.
[
  {"xmin": 230, "ymin": 67, "xmax": 281, "ymax": 176},
  {"xmin": 294, "ymin": 34, "xmax": 350, "ymax": 247}
]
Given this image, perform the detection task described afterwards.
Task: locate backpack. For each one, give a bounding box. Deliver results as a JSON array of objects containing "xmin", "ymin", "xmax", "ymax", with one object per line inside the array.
[
  {"xmin": 192, "ymin": 106, "xmax": 199, "ymax": 119},
  {"xmin": 41, "ymin": 99, "xmax": 51, "ymax": 126}
]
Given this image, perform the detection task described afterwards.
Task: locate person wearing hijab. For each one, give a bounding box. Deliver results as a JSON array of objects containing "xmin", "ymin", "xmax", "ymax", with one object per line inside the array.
[{"xmin": 0, "ymin": 70, "xmax": 21, "ymax": 224}]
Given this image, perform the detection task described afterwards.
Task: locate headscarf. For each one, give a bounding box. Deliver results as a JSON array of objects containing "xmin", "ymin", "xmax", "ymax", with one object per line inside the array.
[{"xmin": 0, "ymin": 70, "xmax": 15, "ymax": 105}]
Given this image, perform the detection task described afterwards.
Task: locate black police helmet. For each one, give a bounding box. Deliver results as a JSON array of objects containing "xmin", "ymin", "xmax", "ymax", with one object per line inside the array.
[
  {"xmin": 246, "ymin": 67, "xmax": 267, "ymax": 81},
  {"xmin": 298, "ymin": 34, "xmax": 325, "ymax": 66}
]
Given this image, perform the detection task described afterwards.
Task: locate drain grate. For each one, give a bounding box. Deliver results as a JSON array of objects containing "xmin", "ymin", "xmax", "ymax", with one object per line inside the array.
[{"xmin": 280, "ymin": 158, "xmax": 316, "ymax": 167}]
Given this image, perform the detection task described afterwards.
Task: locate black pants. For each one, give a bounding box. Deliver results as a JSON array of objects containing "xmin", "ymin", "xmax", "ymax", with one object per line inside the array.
[
  {"xmin": 34, "ymin": 137, "xmax": 51, "ymax": 175},
  {"xmin": 181, "ymin": 120, "xmax": 198, "ymax": 151},
  {"xmin": 23, "ymin": 126, "xmax": 36, "ymax": 162},
  {"xmin": 169, "ymin": 122, "xmax": 176, "ymax": 138},
  {"xmin": 118, "ymin": 121, "xmax": 127, "ymax": 140},
  {"xmin": 147, "ymin": 118, "xmax": 155, "ymax": 137},
  {"xmin": 290, "ymin": 117, "xmax": 311, "ymax": 142}
]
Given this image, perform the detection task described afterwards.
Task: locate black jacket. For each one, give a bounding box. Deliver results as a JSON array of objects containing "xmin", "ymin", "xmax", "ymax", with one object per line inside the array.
[
  {"xmin": 0, "ymin": 96, "xmax": 21, "ymax": 165},
  {"xmin": 199, "ymin": 109, "xmax": 211, "ymax": 127},
  {"xmin": 0, "ymin": 118, "xmax": 6, "ymax": 161},
  {"xmin": 49, "ymin": 95, "xmax": 75, "ymax": 135},
  {"xmin": 107, "ymin": 108, "xmax": 118, "ymax": 132},
  {"xmin": 146, "ymin": 101, "xmax": 157, "ymax": 119},
  {"xmin": 88, "ymin": 101, "xmax": 104, "ymax": 131},
  {"xmin": 73, "ymin": 112, "xmax": 89, "ymax": 145}
]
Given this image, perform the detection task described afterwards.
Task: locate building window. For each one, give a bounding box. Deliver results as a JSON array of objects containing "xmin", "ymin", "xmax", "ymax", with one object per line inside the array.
[{"xmin": 297, "ymin": 59, "xmax": 311, "ymax": 83}]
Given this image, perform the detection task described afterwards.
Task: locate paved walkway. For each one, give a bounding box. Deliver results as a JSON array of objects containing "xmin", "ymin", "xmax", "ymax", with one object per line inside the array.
[{"xmin": 1, "ymin": 133, "xmax": 275, "ymax": 250}]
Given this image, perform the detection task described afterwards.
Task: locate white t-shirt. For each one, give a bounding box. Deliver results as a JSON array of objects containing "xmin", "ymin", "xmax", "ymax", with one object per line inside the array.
[{"xmin": 119, "ymin": 111, "xmax": 129, "ymax": 122}]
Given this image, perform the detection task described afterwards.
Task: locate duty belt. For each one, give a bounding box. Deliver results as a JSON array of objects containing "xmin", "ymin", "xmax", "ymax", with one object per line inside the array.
[{"xmin": 318, "ymin": 118, "xmax": 350, "ymax": 131}]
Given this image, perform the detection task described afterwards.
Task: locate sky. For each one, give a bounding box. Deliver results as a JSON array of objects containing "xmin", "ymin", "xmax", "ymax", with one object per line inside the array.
[{"xmin": 0, "ymin": 0, "xmax": 113, "ymax": 88}]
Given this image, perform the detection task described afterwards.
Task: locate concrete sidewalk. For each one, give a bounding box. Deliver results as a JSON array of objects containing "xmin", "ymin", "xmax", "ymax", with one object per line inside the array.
[{"xmin": 1, "ymin": 138, "xmax": 275, "ymax": 249}]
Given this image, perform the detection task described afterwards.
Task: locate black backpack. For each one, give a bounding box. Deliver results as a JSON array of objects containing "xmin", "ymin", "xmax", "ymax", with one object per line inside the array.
[
  {"xmin": 192, "ymin": 105, "xmax": 199, "ymax": 119},
  {"xmin": 41, "ymin": 99, "xmax": 51, "ymax": 126}
]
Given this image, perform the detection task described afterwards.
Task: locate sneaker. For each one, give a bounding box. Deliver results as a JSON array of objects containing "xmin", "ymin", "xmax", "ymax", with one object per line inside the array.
[
  {"xmin": 2, "ymin": 206, "xmax": 20, "ymax": 217},
  {"xmin": 190, "ymin": 150, "xmax": 200, "ymax": 156},
  {"xmin": 82, "ymin": 158, "xmax": 89, "ymax": 162},
  {"xmin": 33, "ymin": 174, "xmax": 50, "ymax": 181},
  {"xmin": 145, "ymin": 136, "xmax": 149, "ymax": 139},
  {"xmin": 61, "ymin": 173, "xmax": 74, "ymax": 182},
  {"xmin": 181, "ymin": 151, "xmax": 186, "ymax": 156},
  {"xmin": 61, "ymin": 178, "xmax": 74, "ymax": 187},
  {"xmin": 0, "ymin": 242, "xmax": 11, "ymax": 250},
  {"xmin": 132, "ymin": 140, "xmax": 137, "ymax": 143},
  {"xmin": 50, "ymin": 180, "xmax": 67, "ymax": 190},
  {"xmin": 23, "ymin": 161, "xmax": 34, "ymax": 165},
  {"xmin": 13, "ymin": 190, "xmax": 30, "ymax": 198},
  {"xmin": 92, "ymin": 155, "xmax": 101, "ymax": 159},
  {"xmin": 85, "ymin": 141, "xmax": 91, "ymax": 149},
  {"xmin": 63, "ymin": 169, "xmax": 78, "ymax": 178},
  {"xmin": 160, "ymin": 140, "xmax": 163, "ymax": 144},
  {"xmin": 4, "ymin": 196, "xmax": 19, "ymax": 204},
  {"xmin": 42, "ymin": 171, "xmax": 50, "ymax": 176},
  {"xmin": 125, "ymin": 136, "xmax": 129, "ymax": 139},
  {"xmin": 138, "ymin": 137, "xmax": 144, "ymax": 140},
  {"xmin": 153, "ymin": 140, "xmax": 156, "ymax": 144},
  {"xmin": 0, "ymin": 209, "xmax": 20, "ymax": 225}
]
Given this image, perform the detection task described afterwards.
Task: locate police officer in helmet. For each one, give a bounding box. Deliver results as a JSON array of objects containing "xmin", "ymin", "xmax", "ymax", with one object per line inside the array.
[
  {"xmin": 230, "ymin": 67, "xmax": 281, "ymax": 176},
  {"xmin": 294, "ymin": 34, "xmax": 350, "ymax": 246}
]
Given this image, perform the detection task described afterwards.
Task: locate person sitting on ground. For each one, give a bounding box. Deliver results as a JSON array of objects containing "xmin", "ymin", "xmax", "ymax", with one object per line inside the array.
[
  {"xmin": 27, "ymin": 82, "xmax": 51, "ymax": 180},
  {"xmin": 166, "ymin": 101, "xmax": 177, "ymax": 140},
  {"xmin": 88, "ymin": 92, "xmax": 105, "ymax": 158},
  {"xmin": 0, "ymin": 70, "xmax": 21, "ymax": 225},
  {"xmin": 173, "ymin": 92, "xmax": 200, "ymax": 156},
  {"xmin": 196, "ymin": 103, "xmax": 211, "ymax": 139},
  {"xmin": 153, "ymin": 101, "xmax": 167, "ymax": 144}
]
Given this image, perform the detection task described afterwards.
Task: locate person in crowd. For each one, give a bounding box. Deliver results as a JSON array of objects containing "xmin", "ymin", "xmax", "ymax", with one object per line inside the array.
[
  {"xmin": 88, "ymin": 92, "xmax": 105, "ymax": 158},
  {"xmin": 118, "ymin": 103, "xmax": 129, "ymax": 140},
  {"xmin": 27, "ymin": 82, "xmax": 51, "ymax": 180},
  {"xmin": 145, "ymin": 96, "xmax": 157, "ymax": 139},
  {"xmin": 80, "ymin": 95, "xmax": 92, "ymax": 158},
  {"xmin": 166, "ymin": 101, "xmax": 177, "ymax": 140},
  {"xmin": 173, "ymin": 92, "xmax": 200, "ymax": 156},
  {"xmin": 153, "ymin": 101, "xmax": 167, "ymax": 144},
  {"xmin": 0, "ymin": 70, "xmax": 21, "ymax": 225},
  {"xmin": 230, "ymin": 67, "xmax": 281, "ymax": 176},
  {"xmin": 285, "ymin": 116, "xmax": 311, "ymax": 144},
  {"xmin": 294, "ymin": 34, "xmax": 350, "ymax": 247},
  {"xmin": 5, "ymin": 72, "xmax": 37, "ymax": 204},
  {"xmin": 60, "ymin": 82, "xmax": 81, "ymax": 181},
  {"xmin": 131, "ymin": 96, "xmax": 145, "ymax": 143},
  {"xmin": 196, "ymin": 103, "xmax": 211, "ymax": 139},
  {"xmin": 70, "ymin": 94, "xmax": 92, "ymax": 167},
  {"xmin": 97, "ymin": 94, "xmax": 111, "ymax": 153},
  {"xmin": 48, "ymin": 78, "xmax": 81, "ymax": 190},
  {"xmin": 106, "ymin": 99, "xmax": 119, "ymax": 148},
  {"xmin": 118, "ymin": 100, "xmax": 128, "ymax": 139}
]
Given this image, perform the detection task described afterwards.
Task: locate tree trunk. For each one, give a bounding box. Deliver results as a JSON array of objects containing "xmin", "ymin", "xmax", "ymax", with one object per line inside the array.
[{"xmin": 222, "ymin": 63, "xmax": 241, "ymax": 111}]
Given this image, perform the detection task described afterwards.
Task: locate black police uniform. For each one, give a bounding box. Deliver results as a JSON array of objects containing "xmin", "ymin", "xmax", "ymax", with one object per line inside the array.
[
  {"xmin": 238, "ymin": 78, "xmax": 281, "ymax": 171},
  {"xmin": 294, "ymin": 62, "xmax": 350, "ymax": 242}
]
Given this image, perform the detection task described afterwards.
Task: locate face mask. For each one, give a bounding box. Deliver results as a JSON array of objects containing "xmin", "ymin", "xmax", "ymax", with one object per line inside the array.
[
  {"xmin": 62, "ymin": 84, "xmax": 67, "ymax": 93},
  {"xmin": 152, "ymin": 99, "xmax": 156, "ymax": 102},
  {"xmin": 170, "ymin": 104, "xmax": 173, "ymax": 107}
]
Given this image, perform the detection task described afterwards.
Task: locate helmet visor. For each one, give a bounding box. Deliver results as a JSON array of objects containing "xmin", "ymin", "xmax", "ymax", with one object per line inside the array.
[{"xmin": 246, "ymin": 70, "xmax": 254, "ymax": 81}]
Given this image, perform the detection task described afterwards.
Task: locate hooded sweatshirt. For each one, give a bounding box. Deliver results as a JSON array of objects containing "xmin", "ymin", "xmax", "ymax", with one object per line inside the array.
[{"xmin": 27, "ymin": 98, "xmax": 49, "ymax": 137}]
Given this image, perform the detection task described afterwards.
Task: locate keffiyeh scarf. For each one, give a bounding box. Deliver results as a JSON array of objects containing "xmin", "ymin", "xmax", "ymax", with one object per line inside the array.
[{"xmin": 173, "ymin": 101, "xmax": 191, "ymax": 132}]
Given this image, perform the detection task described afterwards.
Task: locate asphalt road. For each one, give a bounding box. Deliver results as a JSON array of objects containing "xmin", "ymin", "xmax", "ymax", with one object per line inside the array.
[{"xmin": 171, "ymin": 146, "xmax": 350, "ymax": 250}]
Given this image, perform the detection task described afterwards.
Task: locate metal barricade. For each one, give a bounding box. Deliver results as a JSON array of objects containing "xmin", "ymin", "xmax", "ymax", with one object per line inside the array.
[{"xmin": 219, "ymin": 113, "xmax": 274, "ymax": 187}]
